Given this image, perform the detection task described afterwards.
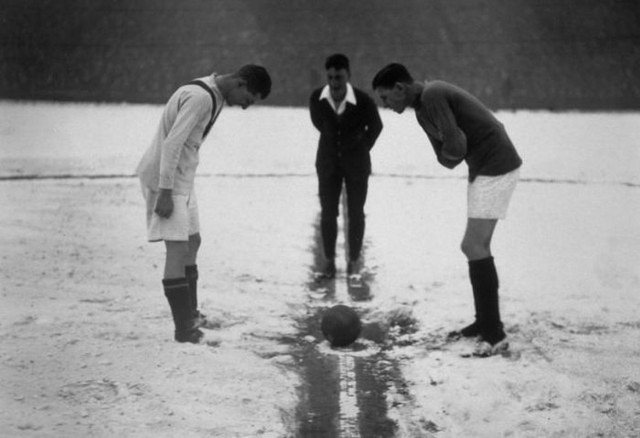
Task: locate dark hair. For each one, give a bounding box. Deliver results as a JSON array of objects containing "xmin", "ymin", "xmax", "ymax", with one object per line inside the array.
[
  {"xmin": 372, "ymin": 63, "xmax": 414, "ymax": 89},
  {"xmin": 325, "ymin": 53, "xmax": 350, "ymax": 72},
  {"xmin": 237, "ymin": 65, "xmax": 272, "ymax": 99}
]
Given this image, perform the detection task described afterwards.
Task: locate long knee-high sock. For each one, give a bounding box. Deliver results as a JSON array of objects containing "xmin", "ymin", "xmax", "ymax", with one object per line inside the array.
[
  {"xmin": 321, "ymin": 217, "xmax": 338, "ymax": 260},
  {"xmin": 185, "ymin": 264, "xmax": 198, "ymax": 313},
  {"xmin": 460, "ymin": 274, "xmax": 483, "ymax": 337},
  {"xmin": 163, "ymin": 277, "xmax": 201, "ymax": 343},
  {"xmin": 469, "ymin": 256, "xmax": 505, "ymax": 344}
]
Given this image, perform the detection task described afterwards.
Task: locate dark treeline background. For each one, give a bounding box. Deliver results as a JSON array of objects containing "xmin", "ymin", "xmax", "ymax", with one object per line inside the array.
[{"xmin": 1, "ymin": 0, "xmax": 639, "ymax": 109}]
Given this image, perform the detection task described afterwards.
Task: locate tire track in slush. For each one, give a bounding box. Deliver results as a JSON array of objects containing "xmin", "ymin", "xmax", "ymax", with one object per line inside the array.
[
  {"xmin": 294, "ymin": 280, "xmax": 401, "ymax": 437},
  {"xmin": 293, "ymin": 204, "xmax": 406, "ymax": 437}
]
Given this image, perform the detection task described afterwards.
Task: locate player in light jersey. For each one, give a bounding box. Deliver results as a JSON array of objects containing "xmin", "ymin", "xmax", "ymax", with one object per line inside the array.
[{"xmin": 137, "ymin": 65, "xmax": 272, "ymax": 343}]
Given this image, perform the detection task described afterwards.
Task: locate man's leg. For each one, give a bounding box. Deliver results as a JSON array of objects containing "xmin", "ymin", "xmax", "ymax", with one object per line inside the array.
[
  {"xmin": 344, "ymin": 173, "xmax": 369, "ymax": 274},
  {"xmin": 165, "ymin": 240, "xmax": 190, "ymax": 279},
  {"xmin": 186, "ymin": 233, "xmax": 201, "ymax": 266},
  {"xmin": 461, "ymin": 218, "xmax": 497, "ymax": 262},
  {"xmin": 318, "ymin": 172, "xmax": 343, "ymax": 277},
  {"xmin": 144, "ymin": 187, "xmax": 202, "ymax": 343},
  {"xmin": 163, "ymin": 240, "xmax": 202, "ymax": 343},
  {"xmin": 451, "ymin": 219, "xmax": 496, "ymax": 338},
  {"xmin": 185, "ymin": 233, "xmax": 201, "ymax": 313},
  {"xmin": 184, "ymin": 233, "xmax": 218, "ymax": 329},
  {"xmin": 459, "ymin": 218, "xmax": 507, "ymax": 347}
]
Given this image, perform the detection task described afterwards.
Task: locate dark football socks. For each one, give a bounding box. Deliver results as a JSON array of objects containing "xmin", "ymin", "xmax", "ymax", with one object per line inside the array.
[
  {"xmin": 468, "ymin": 256, "xmax": 506, "ymax": 345},
  {"xmin": 163, "ymin": 277, "xmax": 203, "ymax": 343},
  {"xmin": 185, "ymin": 264, "xmax": 199, "ymax": 314}
]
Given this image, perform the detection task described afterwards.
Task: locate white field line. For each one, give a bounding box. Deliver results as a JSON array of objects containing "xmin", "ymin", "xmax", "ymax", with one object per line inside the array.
[
  {"xmin": 338, "ymin": 353, "xmax": 361, "ymax": 438},
  {"xmin": 333, "ymin": 272, "xmax": 361, "ymax": 437}
]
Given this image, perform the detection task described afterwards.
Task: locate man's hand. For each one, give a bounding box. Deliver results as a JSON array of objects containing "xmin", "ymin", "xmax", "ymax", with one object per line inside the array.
[{"xmin": 154, "ymin": 189, "xmax": 174, "ymax": 219}]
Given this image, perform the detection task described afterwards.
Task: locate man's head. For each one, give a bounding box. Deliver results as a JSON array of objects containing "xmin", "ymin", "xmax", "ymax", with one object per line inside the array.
[
  {"xmin": 325, "ymin": 53, "xmax": 351, "ymax": 101},
  {"xmin": 371, "ymin": 63, "xmax": 414, "ymax": 113},
  {"xmin": 227, "ymin": 65, "xmax": 272, "ymax": 109}
]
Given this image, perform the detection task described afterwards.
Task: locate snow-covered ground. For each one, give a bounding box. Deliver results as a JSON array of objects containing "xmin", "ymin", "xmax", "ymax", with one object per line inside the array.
[{"xmin": 1, "ymin": 101, "xmax": 639, "ymax": 437}]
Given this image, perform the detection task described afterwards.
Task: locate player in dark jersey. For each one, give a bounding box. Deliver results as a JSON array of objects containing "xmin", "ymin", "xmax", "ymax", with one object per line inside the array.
[{"xmin": 372, "ymin": 63, "xmax": 522, "ymax": 356}]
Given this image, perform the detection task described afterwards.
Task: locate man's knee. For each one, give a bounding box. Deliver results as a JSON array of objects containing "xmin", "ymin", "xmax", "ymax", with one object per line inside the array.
[
  {"xmin": 461, "ymin": 219, "xmax": 497, "ymax": 260},
  {"xmin": 166, "ymin": 240, "xmax": 190, "ymax": 258},
  {"xmin": 460, "ymin": 238, "xmax": 490, "ymax": 260}
]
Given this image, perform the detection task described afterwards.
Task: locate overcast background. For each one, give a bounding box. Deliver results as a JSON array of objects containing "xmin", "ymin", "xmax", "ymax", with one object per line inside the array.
[{"xmin": 1, "ymin": 0, "xmax": 639, "ymax": 109}]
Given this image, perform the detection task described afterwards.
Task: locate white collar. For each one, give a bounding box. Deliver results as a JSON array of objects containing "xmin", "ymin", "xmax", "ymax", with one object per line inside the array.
[{"xmin": 320, "ymin": 83, "xmax": 357, "ymax": 114}]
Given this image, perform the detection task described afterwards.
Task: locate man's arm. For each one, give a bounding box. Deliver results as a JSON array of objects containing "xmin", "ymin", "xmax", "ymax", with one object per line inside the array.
[
  {"xmin": 309, "ymin": 91, "xmax": 324, "ymax": 132},
  {"xmin": 423, "ymin": 91, "xmax": 467, "ymax": 161},
  {"xmin": 158, "ymin": 92, "xmax": 210, "ymax": 191},
  {"xmin": 426, "ymin": 133, "xmax": 464, "ymax": 169},
  {"xmin": 156, "ymin": 92, "xmax": 210, "ymax": 218},
  {"xmin": 362, "ymin": 94, "xmax": 383, "ymax": 150},
  {"xmin": 154, "ymin": 189, "xmax": 174, "ymax": 219}
]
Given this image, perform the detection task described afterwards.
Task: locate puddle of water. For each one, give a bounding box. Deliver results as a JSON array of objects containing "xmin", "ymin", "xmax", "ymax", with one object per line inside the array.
[{"xmin": 293, "ymin": 305, "xmax": 402, "ymax": 437}]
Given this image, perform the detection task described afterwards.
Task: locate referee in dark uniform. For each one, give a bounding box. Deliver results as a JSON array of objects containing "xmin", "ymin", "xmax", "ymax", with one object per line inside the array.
[{"xmin": 309, "ymin": 54, "xmax": 383, "ymax": 278}]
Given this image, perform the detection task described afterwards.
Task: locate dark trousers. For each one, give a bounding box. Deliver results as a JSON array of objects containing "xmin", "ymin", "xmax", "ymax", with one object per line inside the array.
[{"xmin": 318, "ymin": 169, "xmax": 368, "ymax": 262}]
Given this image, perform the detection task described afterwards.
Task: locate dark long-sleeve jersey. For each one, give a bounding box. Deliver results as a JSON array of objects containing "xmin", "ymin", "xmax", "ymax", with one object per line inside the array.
[{"xmin": 415, "ymin": 80, "xmax": 522, "ymax": 181}]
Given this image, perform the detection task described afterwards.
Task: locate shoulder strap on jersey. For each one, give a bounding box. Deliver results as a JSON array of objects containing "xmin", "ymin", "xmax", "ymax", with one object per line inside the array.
[{"xmin": 186, "ymin": 80, "xmax": 218, "ymax": 138}]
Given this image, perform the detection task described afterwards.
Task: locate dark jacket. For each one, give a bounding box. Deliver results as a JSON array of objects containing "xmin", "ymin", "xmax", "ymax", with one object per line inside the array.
[{"xmin": 309, "ymin": 86, "xmax": 383, "ymax": 176}]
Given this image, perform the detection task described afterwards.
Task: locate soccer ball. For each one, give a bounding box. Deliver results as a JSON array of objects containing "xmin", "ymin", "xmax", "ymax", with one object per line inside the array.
[{"xmin": 321, "ymin": 305, "xmax": 362, "ymax": 347}]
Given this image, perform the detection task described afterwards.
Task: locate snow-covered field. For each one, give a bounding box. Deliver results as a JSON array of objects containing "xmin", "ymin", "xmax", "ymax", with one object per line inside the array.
[{"xmin": 1, "ymin": 101, "xmax": 639, "ymax": 437}]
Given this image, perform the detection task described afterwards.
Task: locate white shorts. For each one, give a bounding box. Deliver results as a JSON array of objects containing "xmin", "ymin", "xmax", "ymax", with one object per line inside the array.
[
  {"xmin": 467, "ymin": 168, "xmax": 520, "ymax": 220},
  {"xmin": 141, "ymin": 184, "xmax": 200, "ymax": 242}
]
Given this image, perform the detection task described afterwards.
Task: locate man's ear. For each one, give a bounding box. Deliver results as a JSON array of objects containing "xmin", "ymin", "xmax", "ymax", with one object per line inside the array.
[{"xmin": 237, "ymin": 78, "xmax": 248, "ymax": 89}]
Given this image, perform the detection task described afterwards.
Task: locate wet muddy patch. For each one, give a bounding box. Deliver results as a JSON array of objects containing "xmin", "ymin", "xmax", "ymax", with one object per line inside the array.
[{"xmin": 291, "ymin": 304, "xmax": 412, "ymax": 437}]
